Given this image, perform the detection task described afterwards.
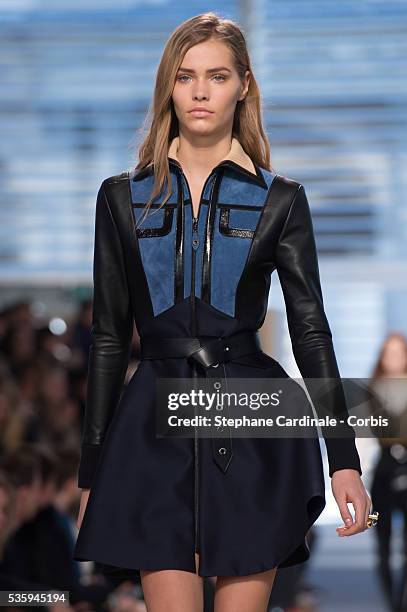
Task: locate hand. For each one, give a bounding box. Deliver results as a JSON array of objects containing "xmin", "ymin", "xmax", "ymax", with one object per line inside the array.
[
  {"xmin": 76, "ymin": 489, "xmax": 90, "ymax": 530},
  {"xmin": 331, "ymin": 468, "xmax": 372, "ymax": 537}
]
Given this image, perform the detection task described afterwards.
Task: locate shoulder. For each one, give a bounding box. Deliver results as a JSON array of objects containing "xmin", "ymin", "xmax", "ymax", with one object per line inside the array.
[
  {"xmin": 265, "ymin": 174, "xmax": 316, "ymax": 238},
  {"xmin": 95, "ymin": 171, "xmax": 134, "ymax": 223},
  {"xmin": 97, "ymin": 170, "xmax": 133, "ymax": 204},
  {"xmin": 270, "ymin": 171, "xmax": 303, "ymax": 195},
  {"xmin": 257, "ymin": 167, "xmax": 304, "ymax": 201},
  {"xmin": 101, "ymin": 170, "xmax": 131, "ymax": 188},
  {"xmin": 264, "ymin": 171, "xmax": 307, "ymax": 215}
]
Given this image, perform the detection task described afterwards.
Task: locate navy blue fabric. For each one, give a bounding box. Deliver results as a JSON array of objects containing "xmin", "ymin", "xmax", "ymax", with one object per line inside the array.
[{"xmin": 74, "ymin": 297, "xmax": 326, "ymax": 577}]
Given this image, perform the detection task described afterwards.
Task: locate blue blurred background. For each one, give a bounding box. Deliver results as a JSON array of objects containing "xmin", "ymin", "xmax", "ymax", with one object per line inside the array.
[{"xmin": 0, "ymin": 1, "xmax": 406, "ymax": 611}]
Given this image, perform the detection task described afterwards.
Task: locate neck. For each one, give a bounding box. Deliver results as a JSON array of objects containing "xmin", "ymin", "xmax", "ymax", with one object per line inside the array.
[{"xmin": 173, "ymin": 132, "xmax": 234, "ymax": 176}]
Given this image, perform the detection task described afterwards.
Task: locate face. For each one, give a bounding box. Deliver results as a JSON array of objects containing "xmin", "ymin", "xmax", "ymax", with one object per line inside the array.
[
  {"xmin": 381, "ymin": 337, "xmax": 407, "ymax": 376},
  {"xmin": 172, "ymin": 38, "xmax": 249, "ymax": 139}
]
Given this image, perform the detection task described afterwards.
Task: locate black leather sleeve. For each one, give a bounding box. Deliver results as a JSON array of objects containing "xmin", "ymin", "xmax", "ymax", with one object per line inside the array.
[
  {"xmin": 275, "ymin": 183, "xmax": 362, "ymax": 478},
  {"xmin": 77, "ymin": 180, "xmax": 134, "ymax": 489}
]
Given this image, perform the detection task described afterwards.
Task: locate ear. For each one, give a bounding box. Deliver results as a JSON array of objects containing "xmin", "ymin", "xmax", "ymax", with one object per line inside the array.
[{"xmin": 238, "ymin": 70, "xmax": 251, "ymax": 102}]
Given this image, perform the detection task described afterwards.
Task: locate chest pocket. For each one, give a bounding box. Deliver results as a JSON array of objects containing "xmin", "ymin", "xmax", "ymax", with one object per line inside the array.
[
  {"xmin": 219, "ymin": 205, "xmax": 262, "ymax": 239},
  {"xmin": 133, "ymin": 204, "xmax": 175, "ymax": 238},
  {"xmin": 132, "ymin": 202, "xmax": 177, "ymax": 318},
  {"xmin": 210, "ymin": 204, "xmax": 264, "ymax": 317}
]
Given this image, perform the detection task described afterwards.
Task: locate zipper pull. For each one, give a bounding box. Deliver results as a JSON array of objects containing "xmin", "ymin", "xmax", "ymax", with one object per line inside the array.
[{"xmin": 192, "ymin": 216, "xmax": 199, "ymax": 250}]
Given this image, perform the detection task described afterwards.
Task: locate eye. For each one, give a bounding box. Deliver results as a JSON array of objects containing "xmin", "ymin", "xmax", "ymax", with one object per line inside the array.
[
  {"xmin": 176, "ymin": 74, "xmax": 227, "ymax": 83},
  {"xmin": 212, "ymin": 74, "xmax": 226, "ymax": 82},
  {"xmin": 177, "ymin": 74, "xmax": 191, "ymax": 83}
]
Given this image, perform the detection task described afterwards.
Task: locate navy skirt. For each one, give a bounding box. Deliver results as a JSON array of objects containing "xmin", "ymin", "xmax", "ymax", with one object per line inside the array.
[{"xmin": 73, "ymin": 354, "xmax": 326, "ymax": 577}]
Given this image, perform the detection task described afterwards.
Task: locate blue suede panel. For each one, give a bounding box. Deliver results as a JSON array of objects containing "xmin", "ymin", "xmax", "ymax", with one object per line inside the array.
[
  {"xmin": 226, "ymin": 208, "xmax": 263, "ymax": 229},
  {"xmin": 129, "ymin": 165, "xmax": 277, "ymax": 318},
  {"xmin": 211, "ymin": 208, "xmax": 261, "ymax": 317},
  {"xmin": 132, "ymin": 206, "xmax": 176, "ymax": 316},
  {"xmin": 130, "ymin": 171, "xmax": 179, "ymax": 204},
  {"xmin": 210, "ymin": 169, "xmax": 277, "ymax": 316},
  {"xmin": 216, "ymin": 167, "xmax": 275, "ymax": 206}
]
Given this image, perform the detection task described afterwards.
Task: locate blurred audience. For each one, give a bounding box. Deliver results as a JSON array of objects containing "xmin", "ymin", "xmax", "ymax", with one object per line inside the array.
[{"xmin": 0, "ymin": 299, "xmax": 144, "ymax": 611}]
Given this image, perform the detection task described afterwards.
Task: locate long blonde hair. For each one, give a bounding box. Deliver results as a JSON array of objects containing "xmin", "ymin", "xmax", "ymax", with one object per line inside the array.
[{"xmin": 132, "ymin": 11, "xmax": 272, "ymax": 227}]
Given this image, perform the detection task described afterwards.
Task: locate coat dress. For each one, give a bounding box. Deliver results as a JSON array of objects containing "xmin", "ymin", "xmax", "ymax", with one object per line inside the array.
[{"xmin": 73, "ymin": 135, "xmax": 363, "ymax": 578}]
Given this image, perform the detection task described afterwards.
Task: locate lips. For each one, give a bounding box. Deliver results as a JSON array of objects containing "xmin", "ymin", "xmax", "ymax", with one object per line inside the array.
[{"xmin": 189, "ymin": 109, "xmax": 213, "ymax": 116}]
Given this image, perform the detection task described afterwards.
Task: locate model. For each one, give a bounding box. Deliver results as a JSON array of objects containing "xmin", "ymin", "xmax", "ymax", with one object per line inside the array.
[{"xmin": 73, "ymin": 11, "xmax": 377, "ymax": 612}]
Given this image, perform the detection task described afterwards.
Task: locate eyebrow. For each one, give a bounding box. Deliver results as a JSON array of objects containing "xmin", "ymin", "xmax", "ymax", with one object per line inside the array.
[{"xmin": 177, "ymin": 66, "xmax": 232, "ymax": 74}]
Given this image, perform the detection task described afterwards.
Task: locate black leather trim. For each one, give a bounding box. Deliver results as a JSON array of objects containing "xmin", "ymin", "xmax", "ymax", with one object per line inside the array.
[
  {"xmin": 135, "ymin": 207, "xmax": 174, "ymax": 238},
  {"xmin": 219, "ymin": 208, "xmax": 255, "ymax": 239},
  {"xmin": 132, "ymin": 202, "xmax": 177, "ymax": 208},
  {"xmin": 174, "ymin": 170, "xmax": 185, "ymax": 303},
  {"xmin": 202, "ymin": 170, "xmax": 223, "ymax": 303},
  {"xmin": 217, "ymin": 203, "xmax": 263, "ymax": 210}
]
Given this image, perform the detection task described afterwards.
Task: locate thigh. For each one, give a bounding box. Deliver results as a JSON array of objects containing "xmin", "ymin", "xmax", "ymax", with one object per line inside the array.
[
  {"xmin": 214, "ymin": 567, "xmax": 278, "ymax": 612},
  {"xmin": 140, "ymin": 554, "xmax": 204, "ymax": 612}
]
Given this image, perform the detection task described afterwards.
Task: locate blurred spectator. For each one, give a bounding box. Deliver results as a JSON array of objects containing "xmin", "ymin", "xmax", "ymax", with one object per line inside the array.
[
  {"xmin": 0, "ymin": 445, "xmax": 42, "ymax": 535},
  {"xmin": 367, "ymin": 332, "xmax": 407, "ymax": 612},
  {"xmin": 0, "ymin": 443, "xmax": 119, "ymax": 608},
  {"xmin": 0, "ymin": 471, "xmax": 14, "ymax": 554},
  {"xmin": 1, "ymin": 322, "xmax": 37, "ymax": 373},
  {"xmin": 34, "ymin": 362, "xmax": 81, "ymax": 450},
  {"xmin": 0, "ymin": 363, "xmax": 30, "ymax": 454}
]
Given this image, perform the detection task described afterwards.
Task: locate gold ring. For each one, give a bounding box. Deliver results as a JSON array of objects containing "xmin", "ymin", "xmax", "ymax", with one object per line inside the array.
[{"xmin": 366, "ymin": 511, "xmax": 379, "ymax": 528}]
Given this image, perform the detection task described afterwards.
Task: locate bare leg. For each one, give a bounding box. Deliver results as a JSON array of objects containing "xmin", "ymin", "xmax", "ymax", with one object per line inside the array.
[
  {"xmin": 214, "ymin": 567, "xmax": 278, "ymax": 612},
  {"xmin": 140, "ymin": 553, "xmax": 204, "ymax": 612}
]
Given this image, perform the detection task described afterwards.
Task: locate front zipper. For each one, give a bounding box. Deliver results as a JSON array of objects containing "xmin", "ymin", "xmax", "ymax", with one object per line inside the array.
[
  {"xmin": 179, "ymin": 168, "xmax": 217, "ymax": 555},
  {"xmin": 191, "ymin": 225, "xmax": 199, "ymax": 554}
]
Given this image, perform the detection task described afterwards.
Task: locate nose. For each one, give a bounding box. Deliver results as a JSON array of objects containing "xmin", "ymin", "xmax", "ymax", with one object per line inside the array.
[{"xmin": 192, "ymin": 79, "xmax": 209, "ymax": 100}]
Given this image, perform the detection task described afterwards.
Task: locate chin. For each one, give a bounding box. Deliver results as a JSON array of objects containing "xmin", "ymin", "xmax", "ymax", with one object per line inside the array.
[{"xmin": 185, "ymin": 123, "xmax": 218, "ymax": 137}]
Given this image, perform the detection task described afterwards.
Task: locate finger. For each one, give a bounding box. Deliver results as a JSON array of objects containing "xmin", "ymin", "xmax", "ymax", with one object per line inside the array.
[
  {"xmin": 364, "ymin": 494, "xmax": 372, "ymax": 530},
  {"xmin": 335, "ymin": 495, "xmax": 354, "ymax": 530},
  {"xmin": 338, "ymin": 496, "xmax": 365, "ymax": 536}
]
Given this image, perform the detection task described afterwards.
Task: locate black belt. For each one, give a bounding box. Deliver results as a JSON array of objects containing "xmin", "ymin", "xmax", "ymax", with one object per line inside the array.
[{"xmin": 140, "ymin": 330, "xmax": 261, "ymax": 473}]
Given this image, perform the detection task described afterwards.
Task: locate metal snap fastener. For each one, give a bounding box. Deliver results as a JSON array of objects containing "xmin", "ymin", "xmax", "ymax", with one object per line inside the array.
[
  {"xmin": 218, "ymin": 447, "xmax": 227, "ymax": 455},
  {"xmin": 214, "ymin": 381, "xmax": 221, "ymax": 389},
  {"xmin": 216, "ymin": 404, "xmax": 223, "ymax": 411},
  {"xmin": 192, "ymin": 239, "xmax": 199, "ymax": 246}
]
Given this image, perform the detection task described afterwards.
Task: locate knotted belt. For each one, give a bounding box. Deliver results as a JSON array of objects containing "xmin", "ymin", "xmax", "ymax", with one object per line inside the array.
[{"xmin": 139, "ymin": 329, "xmax": 261, "ymax": 473}]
